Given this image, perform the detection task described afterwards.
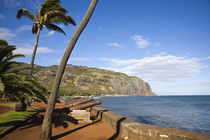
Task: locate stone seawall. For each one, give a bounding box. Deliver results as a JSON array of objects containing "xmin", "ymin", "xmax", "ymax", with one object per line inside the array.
[{"xmin": 91, "ymin": 106, "xmax": 210, "ymax": 140}]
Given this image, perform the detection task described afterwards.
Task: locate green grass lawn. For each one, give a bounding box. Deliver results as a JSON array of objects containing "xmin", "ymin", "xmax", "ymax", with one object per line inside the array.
[{"xmin": 0, "ymin": 103, "xmax": 39, "ymax": 133}]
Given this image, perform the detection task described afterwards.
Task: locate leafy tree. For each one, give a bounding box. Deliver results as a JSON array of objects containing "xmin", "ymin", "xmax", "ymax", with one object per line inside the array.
[
  {"xmin": 40, "ymin": 0, "xmax": 98, "ymax": 139},
  {"xmin": 16, "ymin": 0, "xmax": 76, "ymax": 76},
  {"xmin": 0, "ymin": 39, "xmax": 47, "ymax": 111}
]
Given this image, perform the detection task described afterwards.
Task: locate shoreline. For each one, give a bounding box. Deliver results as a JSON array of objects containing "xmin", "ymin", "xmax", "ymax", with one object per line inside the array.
[{"xmin": 59, "ymin": 94, "xmax": 156, "ymax": 99}]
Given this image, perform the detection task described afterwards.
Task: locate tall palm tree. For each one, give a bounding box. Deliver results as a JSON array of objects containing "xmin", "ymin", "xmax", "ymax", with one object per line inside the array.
[
  {"xmin": 39, "ymin": 0, "xmax": 98, "ymax": 139},
  {"xmin": 0, "ymin": 39, "xmax": 47, "ymax": 111},
  {"xmin": 16, "ymin": 0, "xmax": 76, "ymax": 76}
]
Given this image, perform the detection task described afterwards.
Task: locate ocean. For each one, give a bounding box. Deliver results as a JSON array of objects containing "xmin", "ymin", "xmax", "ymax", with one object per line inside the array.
[{"xmin": 99, "ymin": 96, "xmax": 210, "ymax": 134}]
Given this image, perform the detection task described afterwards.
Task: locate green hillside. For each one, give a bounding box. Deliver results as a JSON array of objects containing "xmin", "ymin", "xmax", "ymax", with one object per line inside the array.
[{"xmin": 1, "ymin": 63, "xmax": 155, "ymax": 97}]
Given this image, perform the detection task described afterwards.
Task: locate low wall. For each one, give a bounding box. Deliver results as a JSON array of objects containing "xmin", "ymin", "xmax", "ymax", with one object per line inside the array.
[{"xmin": 91, "ymin": 106, "xmax": 210, "ymax": 140}]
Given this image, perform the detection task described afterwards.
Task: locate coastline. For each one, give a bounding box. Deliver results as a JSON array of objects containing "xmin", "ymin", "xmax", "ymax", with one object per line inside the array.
[{"xmin": 59, "ymin": 94, "xmax": 156, "ymax": 100}]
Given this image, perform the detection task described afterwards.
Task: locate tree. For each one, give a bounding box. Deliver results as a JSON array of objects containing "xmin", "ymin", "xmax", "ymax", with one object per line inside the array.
[
  {"xmin": 0, "ymin": 39, "xmax": 47, "ymax": 111},
  {"xmin": 39, "ymin": 0, "xmax": 98, "ymax": 139},
  {"xmin": 0, "ymin": 40, "xmax": 24, "ymax": 76},
  {"xmin": 1, "ymin": 72, "xmax": 48, "ymax": 111},
  {"xmin": 16, "ymin": 0, "xmax": 76, "ymax": 76},
  {"xmin": 0, "ymin": 39, "xmax": 24, "ymax": 100}
]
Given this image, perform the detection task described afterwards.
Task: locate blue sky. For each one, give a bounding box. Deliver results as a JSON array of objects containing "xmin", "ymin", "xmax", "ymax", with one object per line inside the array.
[{"xmin": 0, "ymin": 0, "xmax": 210, "ymax": 95}]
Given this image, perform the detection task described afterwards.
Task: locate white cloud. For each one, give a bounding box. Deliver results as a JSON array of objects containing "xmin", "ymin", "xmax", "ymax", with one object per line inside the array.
[
  {"xmin": 0, "ymin": 27, "xmax": 16, "ymax": 40},
  {"xmin": 37, "ymin": 47, "xmax": 54, "ymax": 53},
  {"xmin": 130, "ymin": 35, "xmax": 151, "ymax": 48},
  {"xmin": 100, "ymin": 54, "xmax": 207, "ymax": 82},
  {"xmin": 16, "ymin": 25, "xmax": 31, "ymax": 33},
  {"xmin": 14, "ymin": 43, "xmax": 54, "ymax": 55},
  {"xmin": 0, "ymin": 14, "xmax": 5, "ymax": 19},
  {"xmin": 3, "ymin": 0, "xmax": 21, "ymax": 7},
  {"xmin": 108, "ymin": 42, "xmax": 121, "ymax": 47},
  {"xmin": 70, "ymin": 57, "xmax": 91, "ymax": 61},
  {"xmin": 45, "ymin": 31, "xmax": 55, "ymax": 36}
]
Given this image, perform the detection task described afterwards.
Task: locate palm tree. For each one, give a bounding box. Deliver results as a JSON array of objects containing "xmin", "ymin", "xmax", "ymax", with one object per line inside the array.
[
  {"xmin": 16, "ymin": 0, "xmax": 76, "ymax": 76},
  {"xmin": 0, "ymin": 39, "xmax": 24, "ymax": 76},
  {"xmin": 0, "ymin": 39, "xmax": 24, "ymax": 100},
  {"xmin": 1, "ymin": 72, "xmax": 48, "ymax": 111},
  {"xmin": 39, "ymin": 0, "xmax": 98, "ymax": 139},
  {"xmin": 0, "ymin": 39, "xmax": 47, "ymax": 111}
]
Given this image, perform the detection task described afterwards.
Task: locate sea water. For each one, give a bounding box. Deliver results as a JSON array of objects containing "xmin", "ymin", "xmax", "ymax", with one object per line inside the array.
[{"xmin": 99, "ymin": 96, "xmax": 210, "ymax": 134}]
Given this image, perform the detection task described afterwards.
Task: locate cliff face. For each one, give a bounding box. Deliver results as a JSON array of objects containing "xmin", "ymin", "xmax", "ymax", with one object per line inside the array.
[{"xmin": 31, "ymin": 64, "xmax": 155, "ymax": 96}]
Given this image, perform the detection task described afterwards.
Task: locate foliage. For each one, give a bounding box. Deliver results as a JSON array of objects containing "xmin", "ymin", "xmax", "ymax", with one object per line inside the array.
[
  {"xmin": 16, "ymin": 0, "xmax": 76, "ymax": 76},
  {"xmin": 0, "ymin": 39, "xmax": 48, "ymax": 106},
  {"xmin": 0, "ymin": 41, "xmax": 24, "ymax": 76},
  {"xmin": 16, "ymin": 0, "xmax": 76, "ymax": 35},
  {"xmin": 1, "ymin": 73, "xmax": 48, "ymax": 104}
]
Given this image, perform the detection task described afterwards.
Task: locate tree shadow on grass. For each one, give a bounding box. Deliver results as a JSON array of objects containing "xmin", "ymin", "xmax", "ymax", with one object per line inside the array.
[
  {"xmin": 0, "ymin": 120, "xmax": 23, "ymax": 138},
  {"xmin": 0, "ymin": 107, "xmax": 78, "ymax": 139},
  {"xmin": 19, "ymin": 108, "xmax": 78, "ymax": 130}
]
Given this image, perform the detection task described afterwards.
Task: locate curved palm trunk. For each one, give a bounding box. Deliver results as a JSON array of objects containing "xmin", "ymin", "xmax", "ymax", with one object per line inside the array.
[
  {"xmin": 39, "ymin": 0, "xmax": 98, "ymax": 139},
  {"xmin": 30, "ymin": 27, "xmax": 41, "ymax": 76}
]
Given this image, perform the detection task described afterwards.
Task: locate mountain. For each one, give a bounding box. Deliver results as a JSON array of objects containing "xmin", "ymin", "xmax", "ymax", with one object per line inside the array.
[{"xmin": 29, "ymin": 64, "xmax": 155, "ymax": 96}]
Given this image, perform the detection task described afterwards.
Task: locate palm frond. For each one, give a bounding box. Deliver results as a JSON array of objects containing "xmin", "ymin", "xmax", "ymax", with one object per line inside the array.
[
  {"xmin": 0, "ymin": 39, "xmax": 8, "ymax": 46},
  {"xmin": 16, "ymin": 8, "xmax": 36, "ymax": 20},
  {"xmin": 0, "ymin": 45, "xmax": 16, "ymax": 61},
  {"xmin": 0, "ymin": 61, "xmax": 20, "ymax": 74},
  {"xmin": 44, "ymin": 10, "xmax": 76, "ymax": 26},
  {"xmin": 40, "ymin": 0, "xmax": 67, "ymax": 16},
  {"xmin": 5, "ymin": 54, "xmax": 24, "ymax": 62},
  {"xmin": 32, "ymin": 22, "xmax": 39, "ymax": 34},
  {"xmin": 43, "ymin": 10, "xmax": 64, "ymax": 22},
  {"xmin": 51, "ymin": 15, "xmax": 76, "ymax": 26},
  {"xmin": 0, "ymin": 43, "xmax": 24, "ymax": 75},
  {"xmin": 45, "ymin": 23, "xmax": 66, "ymax": 35},
  {"xmin": 1, "ymin": 73, "xmax": 48, "ymax": 104},
  {"xmin": 9, "ymin": 66, "xmax": 31, "ymax": 74}
]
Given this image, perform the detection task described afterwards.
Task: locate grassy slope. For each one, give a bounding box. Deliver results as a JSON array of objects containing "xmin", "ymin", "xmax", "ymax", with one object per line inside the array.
[{"xmin": 33, "ymin": 64, "xmax": 139, "ymax": 96}]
